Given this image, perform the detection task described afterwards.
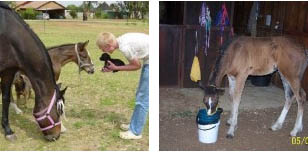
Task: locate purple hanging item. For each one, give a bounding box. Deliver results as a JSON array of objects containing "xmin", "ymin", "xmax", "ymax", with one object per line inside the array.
[{"xmin": 199, "ymin": 2, "xmax": 211, "ymax": 56}]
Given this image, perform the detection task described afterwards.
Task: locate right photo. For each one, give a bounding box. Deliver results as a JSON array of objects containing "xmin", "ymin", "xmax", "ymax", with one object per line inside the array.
[{"xmin": 159, "ymin": 1, "xmax": 308, "ymax": 150}]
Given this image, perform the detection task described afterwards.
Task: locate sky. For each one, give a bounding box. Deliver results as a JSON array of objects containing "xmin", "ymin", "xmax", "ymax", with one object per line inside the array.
[{"xmin": 57, "ymin": 1, "xmax": 116, "ymax": 7}]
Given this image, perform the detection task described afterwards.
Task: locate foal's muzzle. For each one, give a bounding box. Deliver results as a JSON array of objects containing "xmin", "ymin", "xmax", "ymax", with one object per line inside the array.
[{"xmin": 81, "ymin": 64, "xmax": 95, "ymax": 74}]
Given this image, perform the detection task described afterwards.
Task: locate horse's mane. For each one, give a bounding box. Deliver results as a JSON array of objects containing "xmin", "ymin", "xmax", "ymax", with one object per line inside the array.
[
  {"xmin": 47, "ymin": 43, "xmax": 75, "ymax": 51},
  {"xmin": 0, "ymin": 2, "xmax": 58, "ymax": 90},
  {"xmin": 0, "ymin": 2, "xmax": 11, "ymax": 10},
  {"xmin": 209, "ymin": 36, "xmax": 240, "ymax": 86}
]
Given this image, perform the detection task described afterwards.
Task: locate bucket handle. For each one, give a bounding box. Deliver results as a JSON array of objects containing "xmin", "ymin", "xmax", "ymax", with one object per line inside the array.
[{"xmin": 198, "ymin": 125, "xmax": 216, "ymax": 131}]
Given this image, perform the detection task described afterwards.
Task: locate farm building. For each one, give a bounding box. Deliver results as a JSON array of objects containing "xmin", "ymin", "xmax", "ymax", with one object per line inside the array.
[
  {"xmin": 15, "ymin": 1, "xmax": 65, "ymax": 19},
  {"xmin": 160, "ymin": 1, "xmax": 308, "ymax": 150}
]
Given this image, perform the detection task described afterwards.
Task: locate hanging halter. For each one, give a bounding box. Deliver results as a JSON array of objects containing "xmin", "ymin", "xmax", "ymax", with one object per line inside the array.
[
  {"xmin": 195, "ymin": 30, "xmax": 198, "ymax": 56},
  {"xmin": 199, "ymin": 2, "xmax": 211, "ymax": 56},
  {"xmin": 215, "ymin": 3, "xmax": 232, "ymax": 46},
  {"xmin": 74, "ymin": 44, "xmax": 94, "ymax": 74},
  {"xmin": 33, "ymin": 91, "xmax": 61, "ymax": 131}
]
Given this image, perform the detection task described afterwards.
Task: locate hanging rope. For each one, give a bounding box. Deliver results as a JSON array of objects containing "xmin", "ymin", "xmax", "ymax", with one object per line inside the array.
[
  {"xmin": 195, "ymin": 30, "xmax": 198, "ymax": 56},
  {"xmin": 199, "ymin": 2, "xmax": 211, "ymax": 56},
  {"xmin": 214, "ymin": 3, "xmax": 231, "ymax": 46}
]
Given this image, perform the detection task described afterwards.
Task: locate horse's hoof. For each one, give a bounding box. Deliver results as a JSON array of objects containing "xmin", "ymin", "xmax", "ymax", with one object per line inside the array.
[
  {"xmin": 5, "ymin": 134, "xmax": 17, "ymax": 142},
  {"xmin": 226, "ymin": 134, "xmax": 234, "ymax": 139}
]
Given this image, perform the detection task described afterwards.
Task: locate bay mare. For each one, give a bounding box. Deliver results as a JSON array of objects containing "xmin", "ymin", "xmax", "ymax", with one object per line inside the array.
[
  {"xmin": 0, "ymin": 2, "xmax": 65, "ymax": 141},
  {"xmin": 203, "ymin": 36, "xmax": 308, "ymax": 138}
]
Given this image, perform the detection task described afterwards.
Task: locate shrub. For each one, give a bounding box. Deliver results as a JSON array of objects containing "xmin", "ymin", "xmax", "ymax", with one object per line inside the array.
[
  {"xmin": 102, "ymin": 12, "xmax": 109, "ymax": 19},
  {"xmin": 69, "ymin": 10, "xmax": 77, "ymax": 19},
  {"xmin": 95, "ymin": 11, "xmax": 102, "ymax": 19},
  {"xmin": 20, "ymin": 8, "xmax": 39, "ymax": 19}
]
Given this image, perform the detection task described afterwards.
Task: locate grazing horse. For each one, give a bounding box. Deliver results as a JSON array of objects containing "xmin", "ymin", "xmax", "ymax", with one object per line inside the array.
[
  {"xmin": 0, "ymin": 2, "xmax": 66, "ymax": 141},
  {"xmin": 10, "ymin": 41, "xmax": 95, "ymax": 114},
  {"xmin": 203, "ymin": 36, "xmax": 308, "ymax": 138}
]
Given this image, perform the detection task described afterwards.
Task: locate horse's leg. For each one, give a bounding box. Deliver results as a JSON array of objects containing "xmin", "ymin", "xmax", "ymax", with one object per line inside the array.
[
  {"xmin": 10, "ymin": 102, "xmax": 23, "ymax": 114},
  {"xmin": 226, "ymin": 75, "xmax": 236, "ymax": 126},
  {"xmin": 11, "ymin": 84, "xmax": 23, "ymax": 114},
  {"xmin": 271, "ymin": 73, "xmax": 294, "ymax": 131},
  {"xmin": 1, "ymin": 72, "xmax": 17, "ymax": 141},
  {"xmin": 279, "ymin": 70, "xmax": 305, "ymax": 136},
  {"xmin": 226, "ymin": 74, "xmax": 247, "ymax": 138},
  {"xmin": 290, "ymin": 83, "xmax": 305, "ymax": 136}
]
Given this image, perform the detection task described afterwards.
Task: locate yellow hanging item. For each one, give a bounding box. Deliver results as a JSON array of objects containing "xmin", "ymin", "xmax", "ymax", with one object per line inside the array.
[{"xmin": 190, "ymin": 56, "xmax": 201, "ymax": 82}]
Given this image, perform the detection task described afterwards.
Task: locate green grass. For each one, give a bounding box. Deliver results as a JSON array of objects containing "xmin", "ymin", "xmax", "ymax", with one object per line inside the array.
[{"xmin": 0, "ymin": 19, "xmax": 148, "ymax": 150}]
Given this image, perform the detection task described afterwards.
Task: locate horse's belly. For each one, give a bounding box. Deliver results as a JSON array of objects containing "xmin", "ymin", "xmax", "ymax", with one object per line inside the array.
[{"xmin": 250, "ymin": 64, "xmax": 277, "ymax": 76}]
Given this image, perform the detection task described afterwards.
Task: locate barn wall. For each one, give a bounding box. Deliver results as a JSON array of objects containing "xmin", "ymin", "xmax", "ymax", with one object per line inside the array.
[
  {"xmin": 159, "ymin": 1, "xmax": 234, "ymax": 88},
  {"xmin": 159, "ymin": 25, "xmax": 184, "ymax": 87},
  {"xmin": 258, "ymin": 2, "xmax": 308, "ymax": 98}
]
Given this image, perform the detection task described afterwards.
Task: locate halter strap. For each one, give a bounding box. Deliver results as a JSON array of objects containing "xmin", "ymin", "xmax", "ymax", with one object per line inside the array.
[
  {"xmin": 74, "ymin": 44, "xmax": 93, "ymax": 73},
  {"xmin": 33, "ymin": 90, "xmax": 61, "ymax": 131}
]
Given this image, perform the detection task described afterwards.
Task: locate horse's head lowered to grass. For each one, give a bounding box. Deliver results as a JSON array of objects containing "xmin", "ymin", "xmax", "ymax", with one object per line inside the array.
[{"xmin": 0, "ymin": 2, "xmax": 66, "ymax": 141}]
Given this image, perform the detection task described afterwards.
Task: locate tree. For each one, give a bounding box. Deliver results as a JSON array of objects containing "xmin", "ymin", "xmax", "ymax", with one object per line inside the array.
[
  {"xmin": 69, "ymin": 10, "xmax": 77, "ymax": 19},
  {"xmin": 81, "ymin": 1, "xmax": 97, "ymax": 21},
  {"xmin": 139, "ymin": 1, "xmax": 149, "ymax": 19},
  {"xmin": 123, "ymin": 1, "xmax": 148, "ymax": 19},
  {"xmin": 66, "ymin": 4, "xmax": 78, "ymax": 11},
  {"xmin": 97, "ymin": 1, "xmax": 109, "ymax": 11}
]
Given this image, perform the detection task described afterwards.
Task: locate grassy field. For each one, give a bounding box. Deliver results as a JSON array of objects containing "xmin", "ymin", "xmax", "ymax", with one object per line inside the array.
[{"xmin": 0, "ymin": 20, "xmax": 148, "ymax": 150}]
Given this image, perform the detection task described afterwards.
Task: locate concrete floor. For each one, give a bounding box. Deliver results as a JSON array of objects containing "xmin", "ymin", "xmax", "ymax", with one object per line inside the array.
[
  {"xmin": 220, "ymin": 81, "xmax": 286, "ymax": 111},
  {"xmin": 164, "ymin": 80, "xmax": 286, "ymax": 112},
  {"xmin": 159, "ymin": 81, "xmax": 308, "ymax": 150}
]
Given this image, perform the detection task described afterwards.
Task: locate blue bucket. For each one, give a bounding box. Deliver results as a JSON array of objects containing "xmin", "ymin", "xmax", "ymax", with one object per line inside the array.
[{"xmin": 196, "ymin": 108, "xmax": 223, "ymax": 125}]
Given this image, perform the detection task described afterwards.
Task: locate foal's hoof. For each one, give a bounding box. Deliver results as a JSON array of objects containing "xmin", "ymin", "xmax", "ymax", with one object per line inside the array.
[
  {"xmin": 226, "ymin": 134, "xmax": 234, "ymax": 139},
  {"xmin": 5, "ymin": 134, "xmax": 17, "ymax": 142}
]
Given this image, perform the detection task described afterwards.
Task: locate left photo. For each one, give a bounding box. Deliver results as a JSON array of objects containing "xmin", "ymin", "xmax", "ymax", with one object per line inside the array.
[{"xmin": 0, "ymin": 1, "xmax": 148, "ymax": 150}]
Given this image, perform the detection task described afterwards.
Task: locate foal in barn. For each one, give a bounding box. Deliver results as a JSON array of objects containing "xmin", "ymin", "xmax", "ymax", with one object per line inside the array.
[{"xmin": 203, "ymin": 36, "xmax": 308, "ymax": 138}]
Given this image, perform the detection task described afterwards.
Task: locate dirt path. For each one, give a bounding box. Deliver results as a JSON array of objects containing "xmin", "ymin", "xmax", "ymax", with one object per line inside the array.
[{"xmin": 160, "ymin": 87, "xmax": 308, "ymax": 150}]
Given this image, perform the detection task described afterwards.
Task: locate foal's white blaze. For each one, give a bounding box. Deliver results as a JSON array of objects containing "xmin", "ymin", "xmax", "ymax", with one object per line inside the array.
[
  {"xmin": 57, "ymin": 99, "xmax": 66, "ymax": 120},
  {"xmin": 208, "ymin": 97, "xmax": 212, "ymax": 115},
  {"xmin": 57, "ymin": 99, "xmax": 67, "ymax": 133}
]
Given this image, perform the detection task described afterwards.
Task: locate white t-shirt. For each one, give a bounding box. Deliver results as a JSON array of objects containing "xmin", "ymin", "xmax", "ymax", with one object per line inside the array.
[{"xmin": 117, "ymin": 33, "xmax": 149, "ymax": 64}]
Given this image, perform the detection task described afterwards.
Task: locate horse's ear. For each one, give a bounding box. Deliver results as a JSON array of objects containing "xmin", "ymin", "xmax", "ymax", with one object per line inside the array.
[
  {"xmin": 57, "ymin": 83, "xmax": 62, "ymax": 89},
  {"xmin": 60, "ymin": 86, "xmax": 68, "ymax": 95},
  {"xmin": 216, "ymin": 87, "xmax": 225, "ymax": 96},
  {"xmin": 83, "ymin": 40, "xmax": 89, "ymax": 47}
]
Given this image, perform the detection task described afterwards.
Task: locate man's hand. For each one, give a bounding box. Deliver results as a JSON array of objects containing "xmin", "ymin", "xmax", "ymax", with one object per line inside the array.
[
  {"xmin": 101, "ymin": 67, "xmax": 112, "ymax": 72},
  {"xmin": 101, "ymin": 61, "xmax": 118, "ymax": 72},
  {"xmin": 106, "ymin": 61, "xmax": 118, "ymax": 71}
]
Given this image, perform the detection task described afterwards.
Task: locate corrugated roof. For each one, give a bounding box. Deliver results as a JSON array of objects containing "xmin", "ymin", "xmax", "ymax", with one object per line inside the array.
[{"xmin": 16, "ymin": 1, "xmax": 65, "ymax": 10}]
